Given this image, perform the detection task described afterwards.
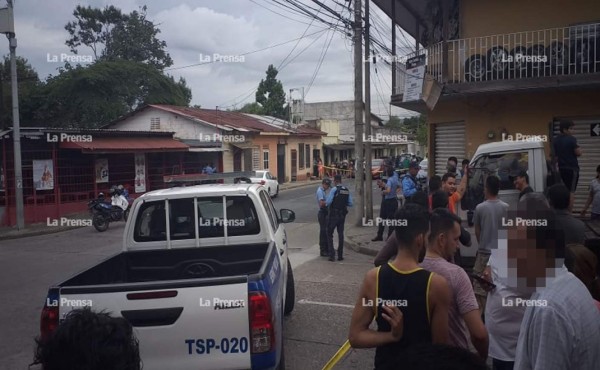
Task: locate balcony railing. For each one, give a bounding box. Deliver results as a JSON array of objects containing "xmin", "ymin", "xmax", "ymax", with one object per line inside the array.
[{"xmin": 394, "ymin": 22, "xmax": 600, "ymax": 95}]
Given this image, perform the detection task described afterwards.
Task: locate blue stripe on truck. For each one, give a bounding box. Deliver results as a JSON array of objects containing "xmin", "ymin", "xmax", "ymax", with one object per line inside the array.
[{"xmin": 248, "ymin": 245, "xmax": 283, "ymax": 370}]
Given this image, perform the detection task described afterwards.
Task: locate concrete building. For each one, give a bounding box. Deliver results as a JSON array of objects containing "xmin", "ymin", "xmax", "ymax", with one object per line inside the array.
[{"xmin": 375, "ymin": 0, "xmax": 600, "ymax": 211}]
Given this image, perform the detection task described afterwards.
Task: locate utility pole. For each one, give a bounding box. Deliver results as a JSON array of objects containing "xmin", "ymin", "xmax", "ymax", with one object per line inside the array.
[
  {"xmin": 353, "ymin": 0, "xmax": 364, "ymax": 226},
  {"xmin": 1, "ymin": 1, "xmax": 22, "ymax": 229},
  {"xmin": 364, "ymin": 0, "xmax": 373, "ymax": 220}
]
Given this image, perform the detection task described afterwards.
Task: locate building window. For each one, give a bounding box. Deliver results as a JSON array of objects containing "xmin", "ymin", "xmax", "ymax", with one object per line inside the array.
[
  {"xmin": 299, "ymin": 143, "xmax": 304, "ymax": 169},
  {"xmin": 150, "ymin": 117, "xmax": 160, "ymax": 130},
  {"xmin": 263, "ymin": 149, "xmax": 269, "ymax": 169},
  {"xmin": 252, "ymin": 147, "xmax": 260, "ymax": 170},
  {"xmin": 305, "ymin": 144, "xmax": 310, "ymax": 168}
]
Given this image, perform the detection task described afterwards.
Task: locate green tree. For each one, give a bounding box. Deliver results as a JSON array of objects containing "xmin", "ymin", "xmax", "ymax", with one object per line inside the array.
[
  {"xmin": 0, "ymin": 56, "xmax": 42, "ymax": 129},
  {"xmin": 238, "ymin": 102, "xmax": 264, "ymax": 115},
  {"xmin": 30, "ymin": 60, "xmax": 191, "ymax": 128},
  {"xmin": 65, "ymin": 5, "xmax": 173, "ymax": 69},
  {"xmin": 384, "ymin": 115, "xmax": 402, "ymax": 129},
  {"xmin": 255, "ymin": 65, "xmax": 286, "ymax": 119}
]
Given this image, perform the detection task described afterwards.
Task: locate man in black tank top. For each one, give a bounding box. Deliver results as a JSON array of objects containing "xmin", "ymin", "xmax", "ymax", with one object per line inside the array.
[{"xmin": 348, "ymin": 204, "xmax": 451, "ymax": 370}]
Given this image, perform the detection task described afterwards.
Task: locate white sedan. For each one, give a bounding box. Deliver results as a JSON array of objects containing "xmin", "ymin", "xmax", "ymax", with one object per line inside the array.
[{"xmin": 249, "ymin": 170, "xmax": 279, "ymax": 197}]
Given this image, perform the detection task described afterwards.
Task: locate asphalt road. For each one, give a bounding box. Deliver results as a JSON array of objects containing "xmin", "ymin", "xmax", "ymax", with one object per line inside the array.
[{"xmin": 0, "ymin": 180, "xmax": 375, "ymax": 370}]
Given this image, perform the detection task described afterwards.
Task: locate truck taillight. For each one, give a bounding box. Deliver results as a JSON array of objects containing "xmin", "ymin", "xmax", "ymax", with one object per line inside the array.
[
  {"xmin": 40, "ymin": 303, "xmax": 59, "ymax": 341},
  {"xmin": 249, "ymin": 291, "xmax": 273, "ymax": 353}
]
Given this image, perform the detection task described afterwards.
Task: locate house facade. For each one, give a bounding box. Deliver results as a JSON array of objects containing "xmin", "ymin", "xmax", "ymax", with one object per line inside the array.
[
  {"xmin": 303, "ymin": 100, "xmax": 420, "ymax": 162},
  {"xmin": 375, "ymin": 0, "xmax": 600, "ymax": 211},
  {"xmin": 105, "ymin": 105, "xmax": 325, "ymax": 183}
]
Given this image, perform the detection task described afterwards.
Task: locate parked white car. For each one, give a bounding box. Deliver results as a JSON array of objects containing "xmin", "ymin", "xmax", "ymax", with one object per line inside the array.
[{"xmin": 250, "ymin": 170, "xmax": 279, "ymax": 197}]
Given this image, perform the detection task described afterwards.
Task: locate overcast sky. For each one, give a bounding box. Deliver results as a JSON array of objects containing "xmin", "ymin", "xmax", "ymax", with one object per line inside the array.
[{"xmin": 12, "ymin": 0, "xmax": 418, "ymax": 120}]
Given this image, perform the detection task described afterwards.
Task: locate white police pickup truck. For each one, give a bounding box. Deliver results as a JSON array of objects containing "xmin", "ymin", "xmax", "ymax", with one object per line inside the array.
[{"xmin": 40, "ymin": 182, "xmax": 295, "ymax": 369}]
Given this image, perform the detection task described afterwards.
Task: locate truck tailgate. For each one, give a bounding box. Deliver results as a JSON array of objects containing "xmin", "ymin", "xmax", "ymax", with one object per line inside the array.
[{"xmin": 59, "ymin": 278, "xmax": 251, "ymax": 370}]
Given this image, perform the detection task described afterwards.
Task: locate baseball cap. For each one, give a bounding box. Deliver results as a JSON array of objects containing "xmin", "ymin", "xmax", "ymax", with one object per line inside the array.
[{"xmin": 322, "ymin": 178, "xmax": 331, "ymax": 186}]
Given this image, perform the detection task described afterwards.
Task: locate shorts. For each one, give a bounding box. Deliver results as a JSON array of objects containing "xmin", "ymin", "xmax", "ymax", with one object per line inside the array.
[{"xmin": 559, "ymin": 168, "xmax": 579, "ymax": 193}]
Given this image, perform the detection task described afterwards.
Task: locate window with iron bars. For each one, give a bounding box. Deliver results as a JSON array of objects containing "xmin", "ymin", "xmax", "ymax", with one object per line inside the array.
[
  {"xmin": 299, "ymin": 143, "xmax": 304, "ymax": 169},
  {"xmin": 150, "ymin": 117, "xmax": 161, "ymax": 130}
]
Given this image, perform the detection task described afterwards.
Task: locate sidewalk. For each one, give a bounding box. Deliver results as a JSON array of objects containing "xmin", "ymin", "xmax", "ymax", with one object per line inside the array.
[
  {"xmin": 344, "ymin": 204, "xmax": 479, "ymax": 266},
  {"xmin": 0, "ymin": 212, "xmax": 90, "ymax": 241},
  {"xmin": 0, "ymin": 180, "xmax": 319, "ymax": 241}
]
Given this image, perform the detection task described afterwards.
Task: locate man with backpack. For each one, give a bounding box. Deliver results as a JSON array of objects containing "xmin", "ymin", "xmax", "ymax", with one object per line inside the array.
[{"xmin": 325, "ymin": 174, "xmax": 353, "ymax": 261}]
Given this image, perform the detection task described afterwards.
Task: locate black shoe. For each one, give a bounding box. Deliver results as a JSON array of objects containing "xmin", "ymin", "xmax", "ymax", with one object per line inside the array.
[
  {"xmin": 338, "ymin": 256, "xmax": 344, "ymax": 261},
  {"xmin": 320, "ymin": 252, "xmax": 329, "ymax": 257},
  {"xmin": 371, "ymin": 236, "xmax": 383, "ymax": 241},
  {"xmin": 328, "ymin": 257, "xmax": 335, "ymax": 262}
]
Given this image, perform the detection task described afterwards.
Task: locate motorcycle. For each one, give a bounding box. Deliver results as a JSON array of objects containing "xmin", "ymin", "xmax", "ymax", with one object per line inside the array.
[{"xmin": 88, "ymin": 185, "xmax": 132, "ymax": 232}]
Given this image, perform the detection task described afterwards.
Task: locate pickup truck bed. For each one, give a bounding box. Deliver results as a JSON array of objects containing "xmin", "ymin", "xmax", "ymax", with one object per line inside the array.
[
  {"xmin": 62, "ymin": 243, "xmax": 268, "ymax": 286},
  {"xmin": 42, "ymin": 242, "xmax": 285, "ymax": 370}
]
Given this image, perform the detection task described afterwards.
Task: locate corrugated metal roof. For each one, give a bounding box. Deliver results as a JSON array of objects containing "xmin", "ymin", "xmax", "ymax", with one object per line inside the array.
[{"xmin": 149, "ymin": 105, "xmax": 289, "ymax": 134}]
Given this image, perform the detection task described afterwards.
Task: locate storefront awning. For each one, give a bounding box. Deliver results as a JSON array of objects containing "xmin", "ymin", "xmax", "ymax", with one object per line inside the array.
[
  {"xmin": 60, "ymin": 137, "xmax": 189, "ymax": 153},
  {"xmin": 229, "ymin": 142, "xmax": 257, "ymax": 149}
]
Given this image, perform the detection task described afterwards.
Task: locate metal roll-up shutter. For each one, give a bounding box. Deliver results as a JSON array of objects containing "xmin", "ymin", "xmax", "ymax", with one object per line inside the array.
[
  {"xmin": 434, "ymin": 121, "xmax": 466, "ymax": 177},
  {"xmin": 552, "ymin": 119, "xmax": 600, "ymax": 212}
]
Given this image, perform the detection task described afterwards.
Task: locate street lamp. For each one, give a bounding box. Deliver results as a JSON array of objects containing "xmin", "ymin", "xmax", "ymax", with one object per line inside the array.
[{"xmin": 0, "ymin": 1, "xmax": 24, "ymax": 229}]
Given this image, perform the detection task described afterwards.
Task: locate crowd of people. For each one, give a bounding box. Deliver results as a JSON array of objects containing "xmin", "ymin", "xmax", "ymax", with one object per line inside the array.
[{"xmin": 345, "ymin": 118, "xmax": 600, "ymax": 369}]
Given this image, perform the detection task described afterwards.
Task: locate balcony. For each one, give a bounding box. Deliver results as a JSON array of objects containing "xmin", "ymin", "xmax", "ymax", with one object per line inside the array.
[{"xmin": 392, "ymin": 22, "xmax": 600, "ymax": 108}]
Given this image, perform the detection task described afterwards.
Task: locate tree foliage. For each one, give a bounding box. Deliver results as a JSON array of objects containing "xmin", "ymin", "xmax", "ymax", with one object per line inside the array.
[
  {"xmin": 238, "ymin": 102, "xmax": 264, "ymax": 115},
  {"xmin": 385, "ymin": 114, "xmax": 428, "ymax": 146},
  {"xmin": 65, "ymin": 5, "xmax": 173, "ymax": 69},
  {"xmin": 29, "ymin": 60, "xmax": 191, "ymax": 128},
  {"xmin": 255, "ymin": 65, "xmax": 286, "ymax": 119},
  {"xmin": 0, "ymin": 56, "xmax": 42, "ymax": 129}
]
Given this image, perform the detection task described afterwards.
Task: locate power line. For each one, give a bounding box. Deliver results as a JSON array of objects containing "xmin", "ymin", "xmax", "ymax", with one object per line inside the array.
[
  {"xmin": 250, "ymin": 0, "xmax": 328, "ymax": 28},
  {"xmin": 165, "ymin": 28, "xmax": 329, "ymax": 72}
]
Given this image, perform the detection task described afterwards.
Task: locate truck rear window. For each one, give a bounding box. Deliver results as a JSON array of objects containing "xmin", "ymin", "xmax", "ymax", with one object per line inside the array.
[{"xmin": 133, "ymin": 196, "xmax": 261, "ymax": 242}]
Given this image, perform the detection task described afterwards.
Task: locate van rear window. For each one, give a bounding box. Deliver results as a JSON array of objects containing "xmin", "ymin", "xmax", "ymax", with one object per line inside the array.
[{"xmin": 133, "ymin": 196, "xmax": 261, "ymax": 242}]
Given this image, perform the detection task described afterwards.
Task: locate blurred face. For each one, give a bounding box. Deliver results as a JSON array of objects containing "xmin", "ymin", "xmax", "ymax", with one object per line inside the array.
[
  {"xmin": 506, "ymin": 224, "xmax": 550, "ymax": 290},
  {"xmin": 513, "ymin": 176, "xmax": 526, "ymax": 190},
  {"xmin": 409, "ymin": 166, "xmax": 419, "ymax": 176},
  {"xmin": 447, "ymin": 160, "xmax": 457, "ymax": 172},
  {"xmin": 443, "ymin": 177, "xmax": 456, "ymax": 193}
]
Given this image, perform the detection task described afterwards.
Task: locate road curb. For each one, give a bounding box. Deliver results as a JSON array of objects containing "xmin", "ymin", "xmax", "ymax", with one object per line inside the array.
[
  {"xmin": 345, "ymin": 237, "xmax": 379, "ymax": 257},
  {"xmin": 0, "ymin": 225, "xmax": 84, "ymax": 241}
]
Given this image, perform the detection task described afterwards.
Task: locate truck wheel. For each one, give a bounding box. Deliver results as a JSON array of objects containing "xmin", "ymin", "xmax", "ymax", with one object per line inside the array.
[
  {"xmin": 93, "ymin": 214, "xmax": 109, "ymax": 232},
  {"xmin": 284, "ymin": 259, "xmax": 295, "ymax": 315}
]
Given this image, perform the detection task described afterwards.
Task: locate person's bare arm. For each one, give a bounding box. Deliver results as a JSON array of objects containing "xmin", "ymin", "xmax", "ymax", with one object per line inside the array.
[
  {"xmin": 374, "ymin": 235, "xmax": 397, "ymax": 267},
  {"xmin": 581, "ymin": 189, "xmax": 594, "ymax": 216},
  {"xmin": 348, "ymin": 269, "xmax": 404, "ymax": 348},
  {"xmin": 475, "ymin": 223, "xmax": 481, "ymax": 244},
  {"xmin": 455, "ymin": 171, "xmax": 468, "ymax": 198},
  {"xmin": 428, "ymin": 274, "xmax": 450, "ymax": 344},
  {"xmin": 575, "ymin": 146, "xmax": 582, "ymax": 156},
  {"xmin": 463, "ymin": 309, "xmax": 488, "ymax": 359}
]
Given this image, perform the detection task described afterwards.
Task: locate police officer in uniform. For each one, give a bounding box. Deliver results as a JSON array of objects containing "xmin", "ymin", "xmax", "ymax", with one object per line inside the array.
[
  {"xmin": 317, "ymin": 178, "xmax": 332, "ymax": 256},
  {"xmin": 325, "ymin": 174, "xmax": 353, "ymax": 261},
  {"xmin": 372, "ymin": 166, "xmax": 400, "ymax": 241}
]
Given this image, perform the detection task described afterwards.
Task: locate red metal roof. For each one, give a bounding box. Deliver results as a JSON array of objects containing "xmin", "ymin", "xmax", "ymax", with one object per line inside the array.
[
  {"xmin": 59, "ymin": 136, "xmax": 189, "ymax": 152},
  {"xmin": 148, "ymin": 105, "xmax": 289, "ymax": 133}
]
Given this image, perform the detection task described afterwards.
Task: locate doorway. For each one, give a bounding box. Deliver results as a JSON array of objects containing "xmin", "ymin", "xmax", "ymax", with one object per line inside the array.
[
  {"xmin": 277, "ymin": 144, "xmax": 286, "ymax": 184},
  {"xmin": 291, "ymin": 149, "xmax": 297, "ymax": 182}
]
